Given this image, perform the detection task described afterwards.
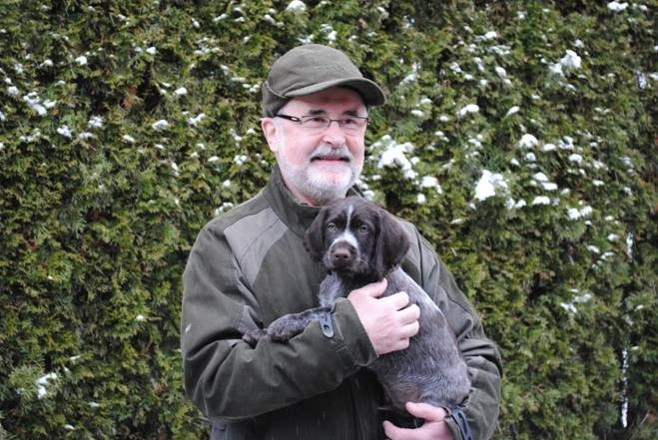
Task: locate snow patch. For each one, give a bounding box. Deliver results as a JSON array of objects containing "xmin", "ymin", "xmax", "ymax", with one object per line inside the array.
[
  {"xmin": 371, "ymin": 135, "xmax": 418, "ymax": 180},
  {"xmin": 518, "ymin": 134, "xmax": 539, "ymax": 149},
  {"xmin": 286, "ymin": 0, "xmax": 306, "ymax": 12},
  {"xmin": 36, "ymin": 373, "xmax": 58, "ymax": 399},
  {"xmin": 152, "ymin": 119, "xmax": 169, "ymax": 131},
  {"xmin": 531, "ymin": 196, "xmax": 551, "ymax": 206},
  {"xmin": 457, "ymin": 104, "xmax": 479, "ymax": 117},
  {"xmin": 608, "ymin": 1, "xmax": 629, "ymax": 12},
  {"xmin": 474, "ymin": 170, "xmax": 508, "ymax": 201}
]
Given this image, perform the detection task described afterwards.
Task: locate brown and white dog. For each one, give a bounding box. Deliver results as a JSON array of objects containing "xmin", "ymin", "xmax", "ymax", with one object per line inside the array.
[{"xmin": 243, "ymin": 196, "xmax": 470, "ymax": 413}]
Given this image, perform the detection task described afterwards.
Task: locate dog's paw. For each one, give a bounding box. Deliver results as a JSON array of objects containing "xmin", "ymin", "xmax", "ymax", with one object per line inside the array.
[
  {"xmin": 266, "ymin": 318, "xmax": 300, "ymax": 342},
  {"xmin": 242, "ymin": 329, "xmax": 267, "ymax": 347}
]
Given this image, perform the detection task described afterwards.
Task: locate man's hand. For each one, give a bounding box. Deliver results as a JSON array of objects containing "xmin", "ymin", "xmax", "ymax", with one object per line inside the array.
[
  {"xmin": 383, "ymin": 402, "xmax": 454, "ymax": 440},
  {"xmin": 347, "ymin": 279, "xmax": 420, "ymax": 355}
]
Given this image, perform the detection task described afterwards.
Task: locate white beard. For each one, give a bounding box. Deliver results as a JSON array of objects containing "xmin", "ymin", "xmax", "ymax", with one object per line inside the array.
[{"xmin": 277, "ymin": 144, "xmax": 362, "ymax": 206}]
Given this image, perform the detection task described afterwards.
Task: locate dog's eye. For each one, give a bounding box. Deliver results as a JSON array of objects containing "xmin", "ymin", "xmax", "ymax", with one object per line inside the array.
[
  {"xmin": 326, "ymin": 222, "xmax": 337, "ymax": 232},
  {"xmin": 357, "ymin": 224, "xmax": 370, "ymax": 234}
]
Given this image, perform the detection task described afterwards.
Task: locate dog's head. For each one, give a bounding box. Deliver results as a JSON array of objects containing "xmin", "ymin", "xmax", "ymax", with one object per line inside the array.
[{"xmin": 305, "ymin": 197, "xmax": 410, "ymax": 281}]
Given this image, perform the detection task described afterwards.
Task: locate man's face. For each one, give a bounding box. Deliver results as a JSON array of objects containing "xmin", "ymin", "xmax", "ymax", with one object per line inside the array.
[{"xmin": 261, "ymin": 87, "xmax": 367, "ymax": 206}]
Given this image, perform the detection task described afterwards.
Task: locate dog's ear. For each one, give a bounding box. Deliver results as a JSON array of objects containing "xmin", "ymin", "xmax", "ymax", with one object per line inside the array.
[
  {"xmin": 373, "ymin": 209, "xmax": 410, "ymax": 280},
  {"xmin": 304, "ymin": 207, "xmax": 328, "ymax": 262}
]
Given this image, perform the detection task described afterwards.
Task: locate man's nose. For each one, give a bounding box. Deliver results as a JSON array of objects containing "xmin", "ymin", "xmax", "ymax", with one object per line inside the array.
[{"xmin": 321, "ymin": 120, "xmax": 347, "ymax": 146}]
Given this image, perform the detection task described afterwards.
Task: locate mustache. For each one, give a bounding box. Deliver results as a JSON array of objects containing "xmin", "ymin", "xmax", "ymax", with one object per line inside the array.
[{"xmin": 309, "ymin": 145, "xmax": 354, "ymax": 162}]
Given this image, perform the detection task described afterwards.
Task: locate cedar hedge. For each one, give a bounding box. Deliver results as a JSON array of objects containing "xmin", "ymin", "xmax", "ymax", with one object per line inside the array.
[{"xmin": 0, "ymin": 1, "xmax": 655, "ymax": 439}]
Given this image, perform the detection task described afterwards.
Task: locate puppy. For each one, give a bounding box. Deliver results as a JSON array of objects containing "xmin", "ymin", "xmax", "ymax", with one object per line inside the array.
[{"xmin": 243, "ymin": 197, "xmax": 471, "ymax": 412}]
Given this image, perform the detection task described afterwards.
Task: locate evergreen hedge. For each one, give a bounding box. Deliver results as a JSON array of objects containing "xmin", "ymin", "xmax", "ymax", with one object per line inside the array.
[{"xmin": 1, "ymin": 1, "xmax": 655, "ymax": 438}]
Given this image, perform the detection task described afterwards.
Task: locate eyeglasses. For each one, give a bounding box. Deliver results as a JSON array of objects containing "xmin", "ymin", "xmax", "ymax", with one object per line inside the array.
[{"xmin": 275, "ymin": 114, "xmax": 369, "ymax": 133}]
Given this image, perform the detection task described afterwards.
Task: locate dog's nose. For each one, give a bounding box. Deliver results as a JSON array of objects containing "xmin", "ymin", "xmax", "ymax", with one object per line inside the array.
[
  {"xmin": 329, "ymin": 242, "xmax": 356, "ymax": 268},
  {"xmin": 328, "ymin": 241, "xmax": 357, "ymax": 270},
  {"xmin": 332, "ymin": 248, "xmax": 351, "ymax": 262}
]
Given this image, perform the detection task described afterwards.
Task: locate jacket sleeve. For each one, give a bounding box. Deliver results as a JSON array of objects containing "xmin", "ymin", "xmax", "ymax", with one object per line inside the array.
[
  {"xmin": 180, "ymin": 223, "xmax": 378, "ymax": 420},
  {"xmin": 415, "ymin": 232, "xmax": 503, "ymax": 440}
]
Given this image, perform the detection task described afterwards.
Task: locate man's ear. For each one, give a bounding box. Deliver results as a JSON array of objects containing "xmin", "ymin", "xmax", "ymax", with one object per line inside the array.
[
  {"xmin": 261, "ymin": 117, "xmax": 279, "ymax": 153},
  {"xmin": 304, "ymin": 208, "xmax": 328, "ymax": 262},
  {"xmin": 373, "ymin": 210, "xmax": 410, "ymax": 280}
]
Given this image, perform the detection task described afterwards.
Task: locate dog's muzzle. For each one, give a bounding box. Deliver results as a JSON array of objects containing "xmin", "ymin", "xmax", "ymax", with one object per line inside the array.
[{"xmin": 328, "ymin": 241, "xmax": 357, "ymax": 270}]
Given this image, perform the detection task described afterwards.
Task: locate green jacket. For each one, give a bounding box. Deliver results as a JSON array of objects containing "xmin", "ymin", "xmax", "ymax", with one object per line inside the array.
[{"xmin": 181, "ymin": 167, "xmax": 502, "ymax": 439}]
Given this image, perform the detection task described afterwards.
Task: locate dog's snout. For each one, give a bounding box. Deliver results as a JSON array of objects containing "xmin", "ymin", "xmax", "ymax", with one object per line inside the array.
[
  {"xmin": 332, "ymin": 247, "xmax": 351, "ymax": 261},
  {"xmin": 329, "ymin": 242, "xmax": 356, "ymax": 268}
]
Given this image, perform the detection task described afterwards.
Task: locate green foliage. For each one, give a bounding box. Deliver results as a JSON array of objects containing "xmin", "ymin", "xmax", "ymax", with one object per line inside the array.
[{"xmin": 1, "ymin": 0, "xmax": 655, "ymax": 438}]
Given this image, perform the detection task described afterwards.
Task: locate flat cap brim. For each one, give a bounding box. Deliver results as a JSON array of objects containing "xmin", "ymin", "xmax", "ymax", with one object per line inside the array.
[{"xmin": 286, "ymin": 77, "xmax": 386, "ymax": 106}]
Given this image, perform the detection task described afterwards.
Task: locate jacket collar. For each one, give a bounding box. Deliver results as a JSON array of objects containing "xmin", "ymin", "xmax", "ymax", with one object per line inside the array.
[{"xmin": 263, "ymin": 165, "xmax": 361, "ymax": 238}]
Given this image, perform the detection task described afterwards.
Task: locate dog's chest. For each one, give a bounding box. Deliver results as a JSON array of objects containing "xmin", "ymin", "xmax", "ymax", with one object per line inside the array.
[{"xmin": 318, "ymin": 274, "xmax": 352, "ymax": 307}]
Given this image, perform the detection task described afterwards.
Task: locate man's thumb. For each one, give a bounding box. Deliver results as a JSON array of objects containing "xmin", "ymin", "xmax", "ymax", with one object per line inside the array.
[
  {"xmin": 405, "ymin": 401, "xmax": 448, "ymax": 421},
  {"xmin": 364, "ymin": 278, "xmax": 387, "ymax": 297}
]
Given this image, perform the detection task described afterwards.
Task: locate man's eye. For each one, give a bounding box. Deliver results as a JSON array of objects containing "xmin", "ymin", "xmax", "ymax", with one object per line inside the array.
[
  {"xmin": 342, "ymin": 118, "xmax": 356, "ymax": 126},
  {"xmin": 309, "ymin": 116, "xmax": 328, "ymax": 123}
]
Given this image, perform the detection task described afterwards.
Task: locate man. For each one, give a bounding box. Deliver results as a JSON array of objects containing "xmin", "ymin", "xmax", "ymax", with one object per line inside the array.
[{"xmin": 181, "ymin": 44, "xmax": 502, "ymax": 440}]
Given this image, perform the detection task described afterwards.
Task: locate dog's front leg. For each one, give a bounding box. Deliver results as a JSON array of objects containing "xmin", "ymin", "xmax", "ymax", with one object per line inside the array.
[{"xmin": 267, "ymin": 306, "xmax": 331, "ymax": 342}]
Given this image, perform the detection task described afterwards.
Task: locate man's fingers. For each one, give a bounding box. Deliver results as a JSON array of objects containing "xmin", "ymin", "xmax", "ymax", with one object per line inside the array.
[
  {"xmin": 398, "ymin": 303, "xmax": 420, "ymax": 322},
  {"xmin": 383, "ymin": 403, "xmax": 452, "ymax": 439},
  {"xmin": 385, "ymin": 291, "xmax": 410, "ymax": 310},
  {"xmin": 383, "ymin": 420, "xmax": 427, "ymax": 440},
  {"xmin": 398, "ymin": 304, "xmax": 420, "ymax": 338},
  {"xmin": 382, "ymin": 420, "xmax": 401, "ymax": 438},
  {"xmin": 400, "ymin": 321, "xmax": 420, "ymax": 339},
  {"xmin": 349, "ymin": 284, "xmax": 423, "ymax": 356},
  {"xmin": 405, "ymin": 401, "xmax": 448, "ymax": 421},
  {"xmin": 394, "ymin": 318, "xmax": 419, "ymax": 349},
  {"xmin": 359, "ymin": 278, "xmax": 388, "ymax": 297}
]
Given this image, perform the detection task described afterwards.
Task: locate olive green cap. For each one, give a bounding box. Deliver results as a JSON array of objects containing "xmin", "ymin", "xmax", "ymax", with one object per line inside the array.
[{"xmin": 262, "ymin": 44, "xmax": 386, "ymax": 117}]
